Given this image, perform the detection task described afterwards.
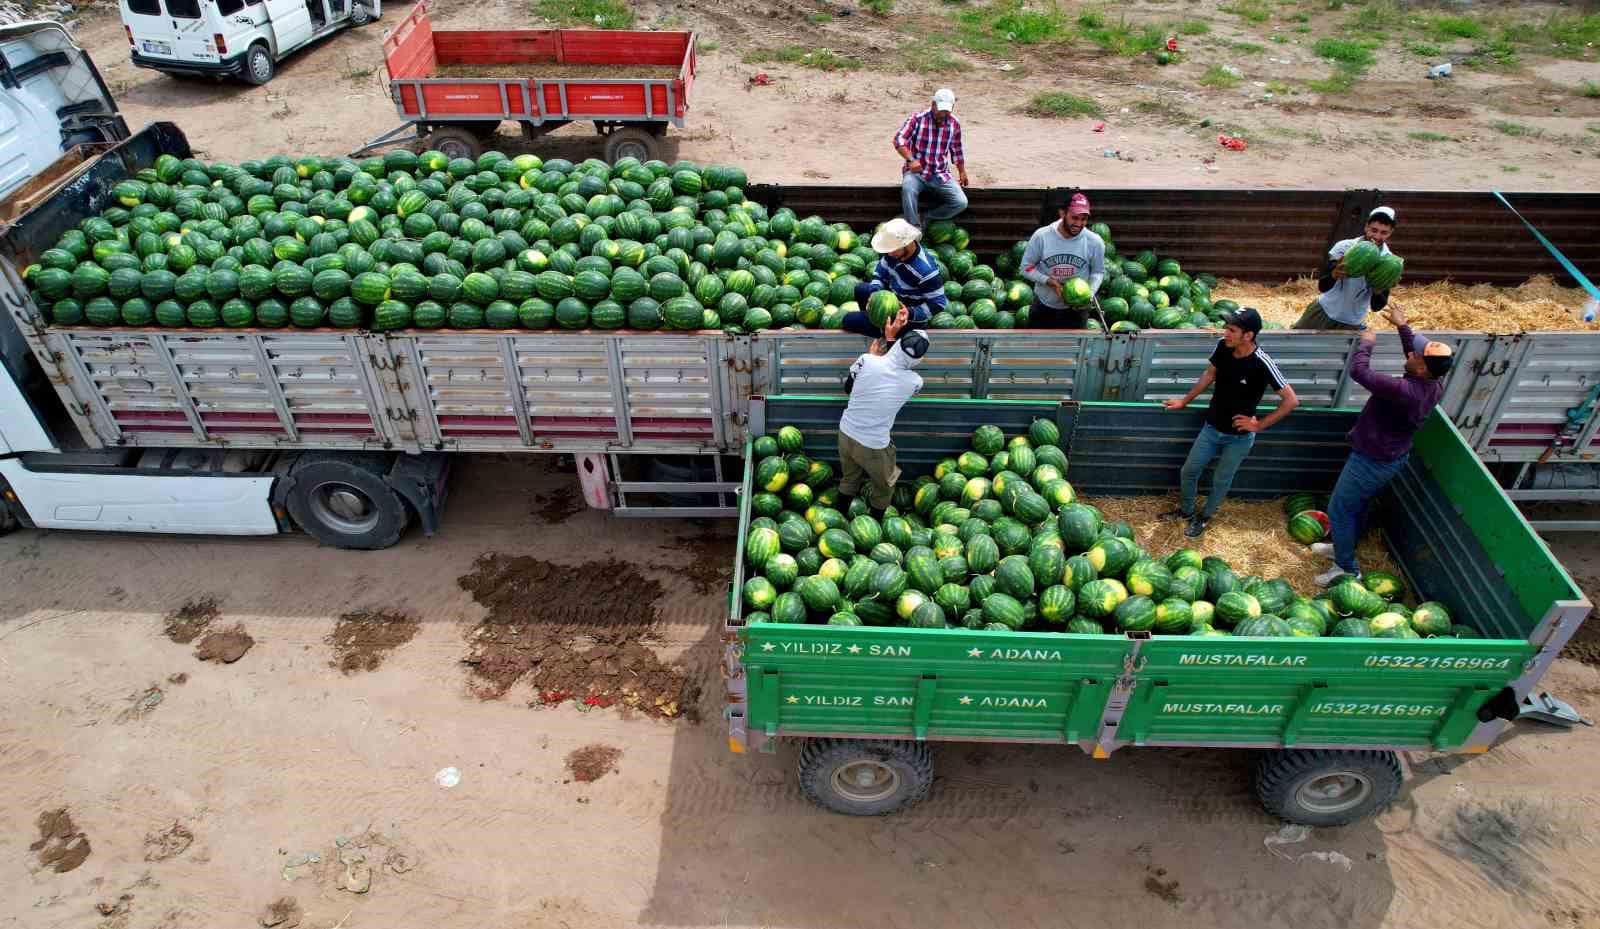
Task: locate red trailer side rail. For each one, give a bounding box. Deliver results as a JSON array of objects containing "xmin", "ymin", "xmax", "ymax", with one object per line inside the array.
[{"xmin": 363, "ymin": 1, "xmax": 694, "ymax": 160}]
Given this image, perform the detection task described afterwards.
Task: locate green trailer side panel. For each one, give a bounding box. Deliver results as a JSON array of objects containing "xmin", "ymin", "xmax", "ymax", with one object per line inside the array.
[
  {"xmin": 742, "ymin": 624, "xmax": 1128, "ymax": 743},
  {"xmin": 1411, "ymin": 413, "xmax": 1584, "ymax": 627},
  {"xmin": 1117, "ymin": 636, "xmax": 1535, "ymax": 750}
]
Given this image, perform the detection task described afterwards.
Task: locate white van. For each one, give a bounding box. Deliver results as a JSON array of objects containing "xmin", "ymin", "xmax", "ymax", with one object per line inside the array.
[{"xmin": 121, "ymin": 0, "xmax": 381, "ymax": 85}]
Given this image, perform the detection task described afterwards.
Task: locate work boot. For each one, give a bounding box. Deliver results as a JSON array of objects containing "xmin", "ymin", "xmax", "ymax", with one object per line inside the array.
[
  {"xmin": 1184, "ymin": 515, "xmax": 1209, "ymax": 539},
  {"xmin": 1315, "ymin": 566, "xmax": 1351, "ymax": 587},
  {"xmin": 837, "ymin": 494, "xmax": 857, "ymax": 517},
  {"xmin": 1310, "ymin": 542, "xmax": 1335, "ymax": 560}
]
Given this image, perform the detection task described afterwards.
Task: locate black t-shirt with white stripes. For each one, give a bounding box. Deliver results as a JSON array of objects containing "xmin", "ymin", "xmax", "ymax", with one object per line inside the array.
[{"xmin": 1207, "ymin": 340, "xmax": 1288, "ymax": 435}]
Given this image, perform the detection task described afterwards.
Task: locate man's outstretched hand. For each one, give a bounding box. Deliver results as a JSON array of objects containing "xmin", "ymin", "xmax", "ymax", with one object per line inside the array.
[{"xmin": 884, "ymin": 308, "xmax": 910, "ymax": 342}]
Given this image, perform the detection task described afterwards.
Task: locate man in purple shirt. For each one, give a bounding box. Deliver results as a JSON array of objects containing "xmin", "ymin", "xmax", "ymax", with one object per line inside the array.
[{"xmin": 1315, "ymin": 305, "xmax": 1454, "ymax": 587}]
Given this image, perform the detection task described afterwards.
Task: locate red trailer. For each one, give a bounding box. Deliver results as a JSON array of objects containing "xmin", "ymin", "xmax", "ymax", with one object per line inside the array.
[{"xmin": 358, "ymin": 1, "xmax": 695, "ymax": 161}]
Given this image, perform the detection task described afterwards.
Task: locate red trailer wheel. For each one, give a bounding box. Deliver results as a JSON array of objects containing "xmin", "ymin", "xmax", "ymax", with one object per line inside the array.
[
  {"xmin": 604, "ymin": 128, "xmax": 659, "ymax": 163},
  {"xmin": 428, "ymin": 128, "xmax": 481, "ymax": 161}
]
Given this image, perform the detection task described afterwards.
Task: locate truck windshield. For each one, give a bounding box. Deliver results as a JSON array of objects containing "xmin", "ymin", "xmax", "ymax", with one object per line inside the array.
[{"xmin": 165, "ymin": 0, "xmax": 201, "ymax": 17}]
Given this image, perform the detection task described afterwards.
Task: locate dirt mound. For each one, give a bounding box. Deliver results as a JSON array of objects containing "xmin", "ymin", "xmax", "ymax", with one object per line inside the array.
[
  {"xmin": 327, "ymin": 608, "xmax": 420, "ymax": 674},
  {"xmin": 195, "ymin": 625, "xmax": 254, "ymax": 664},
  {"xmin": 673, "ymin": 521, "xmax": 736, "ymax": 596},
  {"xmin": 566, "ymin": 744, "xmax": 622, "ymax": 782},
  {"xmin": 163, "ymin": 596, "xmax": 220, "ymax": 644},
  {"xmin": 457, "ymin": 554, "xmax": 697, "ymax": 718},
  {"xmin": 30, "ymin": 808, "xmax": 90, "ymax": 873},
  {"xmin": 143, "ymin": 821, "xmax": 194, "ymax": 862}
]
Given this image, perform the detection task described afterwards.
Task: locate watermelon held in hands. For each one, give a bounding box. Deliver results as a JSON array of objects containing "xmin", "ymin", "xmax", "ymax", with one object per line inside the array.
[
  {"xmin": 1341, "ymin": 240, "xmax": 1382, "ymax": 278},
  {"xmin": 865, "ymin": 288, "xmax": 901, "ymax": 329},
  {"xmin": 1366, "ymin": 253, "xmax": 1404, "ymax": 290}
]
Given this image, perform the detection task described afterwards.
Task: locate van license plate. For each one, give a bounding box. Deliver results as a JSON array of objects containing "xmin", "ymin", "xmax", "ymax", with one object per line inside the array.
[{"xmin": 142, "ymin": 41, "xmax": 172, "ymax": 56}]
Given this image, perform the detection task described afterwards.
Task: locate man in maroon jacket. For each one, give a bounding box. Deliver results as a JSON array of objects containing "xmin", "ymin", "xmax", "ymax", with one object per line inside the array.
[{"xmin": 1315, "ymin": 305, "xmax": 1454, "ymax": 586}]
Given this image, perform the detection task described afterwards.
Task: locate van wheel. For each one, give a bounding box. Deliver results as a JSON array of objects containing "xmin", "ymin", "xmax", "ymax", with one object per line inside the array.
[
  {"xmin": 243, "ymin": 44, "xmax": 274, "ymax": 85},
  {"xmin": 351, "ymin": 1, "xmax": 374, "ymax": 24}
]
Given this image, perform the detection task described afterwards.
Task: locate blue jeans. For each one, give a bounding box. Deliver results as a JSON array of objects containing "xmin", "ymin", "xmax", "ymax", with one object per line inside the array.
[
  {"xmin": 1329, "ymin": 450, "xmax": 1407, "ymax": 574},
  {"xmin": 1180, "ymin": 423, "xmax": 1256, "ymax": 519},
  {"xmin": 901, "ymin": 173, "xmax": 968, "ymax": 228},
  {"xmin": 842, "ymin": 283, "xmax": 930, "ymax": 338}
]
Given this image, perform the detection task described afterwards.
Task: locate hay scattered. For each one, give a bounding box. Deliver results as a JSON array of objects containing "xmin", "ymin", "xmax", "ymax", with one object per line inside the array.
[
  {"xmin": 430, "ymin": 62, "xmax": 682, "ymax": 80},
  {"xmin": 1082, "ymin": 493, "xmax": 1402, "ymax": 598},
  {"xmin": 1218, "ymin": 275, "xmax": 1594, "ymax": 333}
]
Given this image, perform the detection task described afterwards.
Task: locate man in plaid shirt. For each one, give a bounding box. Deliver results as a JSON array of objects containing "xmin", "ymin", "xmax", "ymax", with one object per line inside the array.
[{"xmin": 893, "ymin": 87, "xmax": 970, "ymax": 229}]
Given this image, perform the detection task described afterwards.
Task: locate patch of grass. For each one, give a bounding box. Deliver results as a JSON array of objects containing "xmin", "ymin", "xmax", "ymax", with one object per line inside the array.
[
  {"xmin": 1491, "ymin": 120, "xmax": 1540, "ymax": 138},
  {"xmin": 698, "ymin": 40, "xmax": 720, "ymax": 51},
  {"xmin": 1306, "ymin": 67, "xmax": 1359, "ymax": 94},
  {"xmin": 862, "ymin": 0, "xmax": 894, "ymax": 14},
  {"xmin": 341, "ymin": 57, "xmax": 375, "ymax": 82},
  {"xmin": 1286, "ymin": 11, "xmax": 1310, "ymax": 23},
  {"xmin": 1176, "ymin": 19, "xmax": 1210, "ymax": 35},
  {"xmin": 807, "ymin": 12, "xmax": 832, "ymax": 23},
  {"xmin": 1578, "ymin": 80, "xmax": 1600, "ymax": 99},
  {"xmin": 1133, "ymin": 97, "xmax": 1195, "ymax": 125},
  {"xmin": 1590, "ymin": 124, "xmax": 1600, "ymax": 135},
  {"xmin": 533, "ymin": 0, "xmax": 634, "ymax": 28},
  {"xmin": 1199, "ymin": 64, "xmax": 1242, "ymax": 88},
  {"xmin": 1463, "ymin": 36, "xmax": 1519, "ymax": 71},
  {"xmin": 1075, "ymin": 10, "xmax": 1167, "ymax": 56},
  {"xmin": 1428, "ymin": 15, "xmax": 1484, "ymax": 41},
  {"xmin": 1024, "ymin": 90, "xmax": 1102, "ymax": 117},
  {"xmin": 1220, "ymin": 0, "xmax": 1271, "ymax": 24},
  {"xmin": 1403, "ymin": 40, "xmax": 1442, "ymax": 57},
  {"xmin": 1293, "ymin": 25, "xmax": 1312, "ymax": 33},
  {"xmin": 901, "ymin": 41, "xmax": 973, "ymax": 73},
  {"xmin": 1501, "ymin": 164, "xmax": 1520, "ymax": 173},
  {"xmin": 1265, "ymin": 79, "xmax": 1293, "ymax": 94},
  {"xmin": 1270, "ymin": 33, "xmax": 1288, "ymax": 43},
  {"xmin": 993, "ymin": 1, "xmax": 1069, "ymax": 43},
  {"xmin": 1544, "ymin": 12, "xmax": 1600, "ymax": 57},
  {"xmin": 742, "ymin": 46, "xmax": 863, "ymax": 70},
  {"xmin": 1313, "ymin": 37, "xmax": 1377, "ymax": 69},
  {"xmin": 1348, "ymin": 0, "xmax": 1401, "ymax": 32},
  {"xmin": 1407, "ymin": 130, "xmax": 1451, "ymax": 142},
  {"xmin": 1224, "ymin": 39, "xmax": 1264, "ymax": 54}
]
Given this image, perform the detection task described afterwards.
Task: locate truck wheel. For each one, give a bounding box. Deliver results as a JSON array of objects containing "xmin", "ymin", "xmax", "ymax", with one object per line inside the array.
[
  {"xmin": 428, "ymin": 128, "xmax": 480, "ymax": 161},
  {"xmin": 242, "ymin": 44, "xmax": 274, "ymax": 85},
  {"xmin": 1254, "ymin": 749, "xmax": 1403, "ymax": 827},
  {"xmin": 285, "ymin": 454, "xmax": 410, "ymax": 550},
  {"xmin": 351, "ymin": 1, "xmax": 375, "ymax": 24},
  {"xmin": 604, "ymin": 127, "xmax": 658, "ymax": 163},
  {"xmin": 798, "ymin": 739, "xmax": 933, "ymax": 816}
]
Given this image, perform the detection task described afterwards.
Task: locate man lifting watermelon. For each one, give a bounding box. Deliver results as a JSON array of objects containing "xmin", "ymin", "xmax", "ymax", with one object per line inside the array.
[
  {"xmin": 842, "ymin": 217, "xmax": 947, "ymax": 340},
  {"xmin": 893, "ymin": 88, "xmax": 969, "ymax": 230},
  {"xmin": 1295, "ymin": 206, "xmax": 1399, "ymax": 330},
  {"xmin": 1019, "ymin": 192, "xmax": 1106, "ymax": 328},
  {"xmin": 836, "ymin": 311, "xmax": 929, "ymax": 521},
  {"xmin": 1313, "ymin": 304, "xmax": 1453, "ymax": 587}
]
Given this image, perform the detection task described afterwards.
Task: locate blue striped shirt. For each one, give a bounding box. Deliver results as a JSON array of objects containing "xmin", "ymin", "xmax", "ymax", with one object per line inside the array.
[{"xmin": 874, "ymin": 246, "xmax": 947, "ymax": 320}]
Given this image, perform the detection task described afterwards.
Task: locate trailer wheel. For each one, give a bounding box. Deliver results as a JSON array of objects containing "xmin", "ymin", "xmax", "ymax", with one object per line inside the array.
[
  {"xmin": 798, "ymin": 739, "xmax": 933, "ymax": 816},
  {"xmin": 1254, "ymin": 749, "xmax": 1403, "ymax": 827},
  {"xmin": 285, "ymin": 453, "xmax": 410, "ymax": 550},
  {"xmin": 428, "ymin": 128, "xmax": 481, "ymax": 161},
  {"xmin": 605, "ymin": 127, "xmax": 658, "ymax": 163},
  {"xmin": 242, "ymin": 43, "xmax": 275, "ymax": 85}
]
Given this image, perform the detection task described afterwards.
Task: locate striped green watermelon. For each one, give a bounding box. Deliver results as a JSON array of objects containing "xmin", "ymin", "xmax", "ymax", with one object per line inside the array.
[
  {"xmin": 1287, "ymin": 511, "xmax": 1325, "ymax": 544},
  {"xmin": 1038, "ymin": 585, "xmax": 1075, "ymax": 624},
  {"xmin": 982, "ymin": 593, "xmax": 1026, "ymax": 630}
]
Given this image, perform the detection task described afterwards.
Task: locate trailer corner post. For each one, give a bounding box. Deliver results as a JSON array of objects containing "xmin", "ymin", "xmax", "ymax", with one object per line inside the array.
[{"xmin": 1092, "ymin": 633, "xmax": 1148, "ymax": 758}]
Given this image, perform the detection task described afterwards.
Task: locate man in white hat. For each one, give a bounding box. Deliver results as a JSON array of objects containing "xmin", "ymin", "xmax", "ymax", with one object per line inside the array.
[
  {"xmin": 1295, "ymin": 206, "xmax": 1398, "ymax": 330},
  {"xmin": 837, "ymin": 315, "xmax": 930, "ymax": 521},
  {"xmin": 893, "ymin": 88, "xmax": 970, "ymax": 229},
  {"xmin": 843, "ymin": 217, "xmax": 947, "ymax": 339}
]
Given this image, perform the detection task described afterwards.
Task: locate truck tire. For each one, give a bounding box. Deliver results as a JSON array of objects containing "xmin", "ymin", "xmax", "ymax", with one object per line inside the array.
[
  {"xmin": 285, "ymin": 453, "xmax": 410, "ymax": 550},
  {"xmin": 1254, "ymin": 748, "xmax": 1403, "ymax": 827},
  {"xmin": 428, "ymin": 127, "xmax": 481, "ymax": 161},
  {"xmin": 798, "ymin": 739, "xmax": 933, "ymax": 816},
  {"xmin": 604, "ymin": 127, "xmax": 658, "ymax": 163},
  {"xmin": 243, "ymin": 43, "xmax": 275, "ymax": 85}
]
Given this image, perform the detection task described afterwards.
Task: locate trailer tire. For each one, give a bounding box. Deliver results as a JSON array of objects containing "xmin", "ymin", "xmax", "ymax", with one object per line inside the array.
[
  {"xmin": 243, "ymin": 43, "xmax": 275, "ymax": 85},
  {"xmin": 285, "ymin": 453, "xmax": 410, "ymax": 550},
  {"xmin": 1254, "ymin": 749, "xmax": 1403, "ymax": 827},
  {"xmin": 798, "ymin": 739, "xmax": 933, "ymax": 816},
  {"xmin": 605, "ymin": 127, "xmax": 658, "ymax": 163},
  {"xmin": 428, "ymin": 128, "xmax": 481, "ymax": 161}
]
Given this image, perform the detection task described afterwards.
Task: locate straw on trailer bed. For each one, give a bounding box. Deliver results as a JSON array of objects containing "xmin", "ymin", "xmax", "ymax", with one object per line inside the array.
[
  {"xmin": 1221, "ymin": 274, "xmax": 1595, "ymax": 333},
  {"xmin": 431, "ymin": 63, "xmax": 684, "ymax": 80},
  {"xmin": 1083, "ymin": 494, "xmax": 1404, "ymax": 600}
]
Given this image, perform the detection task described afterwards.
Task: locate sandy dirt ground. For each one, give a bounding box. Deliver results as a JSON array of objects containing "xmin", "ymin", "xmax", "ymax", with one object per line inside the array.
[
  {"xmin": 3, "ymin": 455, "xmax": 1600, "ymax": 929},
  {"xmin": 71, "ymin": 0, "xmax": 1600, "ymax": 190}
]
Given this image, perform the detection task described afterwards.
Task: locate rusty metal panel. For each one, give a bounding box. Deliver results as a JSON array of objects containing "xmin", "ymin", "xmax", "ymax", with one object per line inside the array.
[{"xmin": 1375, "ymin": 190, "xmax": 1600, "ymax": 286}]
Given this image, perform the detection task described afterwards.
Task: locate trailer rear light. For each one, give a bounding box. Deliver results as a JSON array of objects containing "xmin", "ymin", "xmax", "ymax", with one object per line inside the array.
[
  {"xmin": 125, "ymin": 25, "xmax": 134, "ymax": 45},
  {"xmin": 214, "ymin": 34, "xmax": 227, "ymax": 54}
]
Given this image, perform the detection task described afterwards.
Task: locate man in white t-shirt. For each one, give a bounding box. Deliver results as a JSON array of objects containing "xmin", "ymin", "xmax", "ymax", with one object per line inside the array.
[
  {"xmin": 1295, "ymin": 206, "xmax": 1397, "ymax": 330},
  {"xmin": 837, "ymin": 309, "xmax": 928, "ymax": 519}
]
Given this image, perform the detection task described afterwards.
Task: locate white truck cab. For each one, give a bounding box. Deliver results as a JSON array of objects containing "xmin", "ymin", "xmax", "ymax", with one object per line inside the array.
[{"xmin": 121, "ymin": 0, "xmax": 380, "ymax": 85}]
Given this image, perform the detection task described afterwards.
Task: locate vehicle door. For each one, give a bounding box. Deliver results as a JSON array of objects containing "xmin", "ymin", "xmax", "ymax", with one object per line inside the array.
[
  {"xmin": 261, "ymin": 0, "xmax": 314, "ymax": 52},
  {"xmin": 213, "ymin": 0, "xmax": 265, "ymax": 58},
  {"xmin": 157, "ymin": 0, "xmax": 221, "ymax": 66},
  {"xmin": 120, "ymin": 0, "xmax": 179, "ymax": 62}
]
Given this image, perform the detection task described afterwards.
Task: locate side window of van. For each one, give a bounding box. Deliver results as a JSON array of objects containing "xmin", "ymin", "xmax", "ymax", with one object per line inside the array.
[
  {"xmin": 165, "ymin": 0, "xmax": 202, "ymax": 17},
  {"xmin": 216, "ymin": 0, "xmax": 244, "ymax": 13},
  {"xmin": 128, "ymin": 0, "xmax": 161, "ymax": 13}
]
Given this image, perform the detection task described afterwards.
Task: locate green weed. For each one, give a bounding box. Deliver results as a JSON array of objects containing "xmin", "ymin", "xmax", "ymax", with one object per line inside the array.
[
  {"xmin": 1220, "ymin": 1, "xmax": 1271, "ymax": 24},
  {"xmin": 699, "ymin": 40, "xmax": 720, "ymax": 51},
  {"xmin": 1024, "ymin": 90, "xmax": 1102, "ymax": 117},
  {"xmin": 862, "ymin": 0, "xmax": 894, "ymax": 14},
  {"xmin": 534, "ymin": 0, "xmax": 634, "ymax": 28},
  {"xmin": 807, "ymin": 12, "xmax": 832, "ymax": 24},
  {"xmin": 1133, "ymin": 97, "xmax": 1195, "ymax": 125},
  {"xmin": 1075, "ymin": 10, "xmax": 1166, "ymax": 55},
  {"xmin": 902, "ymin": 41, "xmax": 973, "ymax": 73},
  {"xmin": 993, "ymin": 2, "xmax": 1069, "ymax": 43},
  {"xmin": 1407, "ymin": 131, "xmax": 1450, "ymax": 142},
  {"xmin": 1265, "ymin": 79, "xmax": 1292, "ymax": 94},
  {"xmin": 1177, "ymin": 19, "xmax": 1210, "ymax": 35},
  {"xmin": 1429, "ymin": 15, "xmax": 1484, "ymax": 40},
  {"xmin": 1544, "ymin": 12, "xmax": 1600, "ymax": 57},
  {"xmin": 1501, "ymin": 164, "xmax": 1520, "ymax": 172},
  {"xmin": 1491, "ymin": 120, "xmax": 1539, "ymax": 138},
  {"xmin": 1403, "ymin": 40, "xmax": 1442, "ymax": 57},
  {"xmin": 1313, "ymin": 37, "xmax": 1377, "ymax": 68},
  {"xmin": 742, "ymin": 46, "xmax": 862, "ymax": 70},
  {"xmin": 1200, "ymin": 64, "xmax": 1242, "ymax": 88},
  {"xmin": 1579, "ymin": 80, "xmax": 1600, "ymax": 99},
  {"xmin": 1348, "ymin": 0, "xmax": 1400, "ymax": 32},
  {"xmin": 1229, "ymin": 40, "xmax": 1265, "ymax": 54},
  {"xmin": 1306, "ymin": 67, "xmax": 1359, "ymax": 93}
]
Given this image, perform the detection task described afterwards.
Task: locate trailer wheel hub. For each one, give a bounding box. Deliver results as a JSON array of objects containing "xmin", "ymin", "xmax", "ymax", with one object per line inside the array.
[
  {"xmin": 833, "ymin": 760, "xmax": 901, "ymax": 803},
  {"xmin": 1296, "ymin": 771, "xmax": 1373, "ymax": 814}
]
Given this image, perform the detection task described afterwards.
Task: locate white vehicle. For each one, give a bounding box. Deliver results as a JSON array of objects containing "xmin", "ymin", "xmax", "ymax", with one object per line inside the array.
[
  {"xmin": 0, "ymin": 21, "xmax": 128, "ymax": 200},
  {"xmin": 121, "ymin": 0, "xmax": 381, "ymax": 85}
]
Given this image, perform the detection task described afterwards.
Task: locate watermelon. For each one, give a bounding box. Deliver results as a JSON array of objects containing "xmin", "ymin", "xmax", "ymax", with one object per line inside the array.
[
  {"xmin": 771, "ymin": 592, "xmax": 808, "ymax": 624},
  {"xmin": 972, "ymin": 425, "xmax": 1005, "ymax": 455},
  {"xmin": 1410, "ymin": 601, "xmax": 1452, "ymax": 636},
  {"xmin": 1362, "ymin": 571, "xmax": 1406, "ymax": 601},
  {"xmin": 1287, "ymin": 511, "xmax": 1325, "ymax": 544},
  {"xmin": 745, "ymin": 526, "xmax": 781, "ymax": 568},
  {"xmin": 1341, "ymin": 240, "xmax": 1381, "ymax": 277},
  {"xmin": 1331, "ymin": 579, "xmax": 1385, "ymax": 618},
  {"xmin": 1086, "ymin": 536, "xmax": 1136, "ymax": 577},
  {"xmin": 1077, "ymin": 578, "xmax": 1128, "ymax": 619},
  {"xmin": 1028, "ymin": 543, "xmax": 1065, "ymax": 588},
  {"xmin": 1038, "ymin": 585, "xmax": 1075, "ymax": 624},
  {"xmin": 982, "ymin": 593, "xmax": 1026, "ymax": 630},
  {"xmin": 905, "ymin": 551, "xmax": 945, "ymax": 594},
  {"xmin": 1062, "ymin": 553, "xmax": 1096, "ymax": 592},
  {"xmin": 1331, "ymin": 617, "xmax": 1372, "ymax": 637},
  {"xmin": 1152, "ymin": 598, "xmax": 1192, "ymax": 633},
  {"xmin": 1028, "ymin": 418, "xmax": 1060, "ymax": 447},
  {"xmin": 1114, "ymin": 595, "xmax": 1157, "ymax": 632},
  {"xmin": 797, "ymin": 575, "xmax": 841, "ymax": 612},
  {"xmin": 743, "ymin": 576, "xmax": 777, "ymax": 611},
  {"xmin": 1058, "ymin": 504, "xmax": 1102, "ymax": 552},
  {"xmin": 994, "ymin": 555, "xmax": 1035, "ymax": 599},
  {"xmin": 1368, "ymin": 612, "xmax": 1410, "ymax": 638},
  {"xmin": 872, "ymin": 563, "xmax": 909, "ymax": 600},
  {"xmin": 1125, "ymin": 559, "xmax": 1173, "ymax": 600},
  {"xmin": 1366, "ymin": 253, "xmax": 1404, "ymax": 290},
  {"xmin": 1214, "ymin": 591, "xmax": 1261, "ymax": 627}
]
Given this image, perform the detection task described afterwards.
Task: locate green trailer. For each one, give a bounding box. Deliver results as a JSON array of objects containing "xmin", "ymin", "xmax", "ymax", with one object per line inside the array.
[{"xmin": 723, "ymin": 396, "xmax": 1591, "ymax": 824}]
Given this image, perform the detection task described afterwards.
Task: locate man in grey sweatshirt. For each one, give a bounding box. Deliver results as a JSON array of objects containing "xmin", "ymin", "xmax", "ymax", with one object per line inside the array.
[{"xmin": 1020, "ymin": 192, "xmax": 1106, "ymax": 328}]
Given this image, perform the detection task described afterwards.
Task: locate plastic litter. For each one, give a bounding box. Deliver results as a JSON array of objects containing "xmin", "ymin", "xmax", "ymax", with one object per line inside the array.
[
  {"xmin": 1221, "ymin": 64, "xmax": 1242, "ymax": 78},
  {"xmin": 1218, "ymin": 134, "xmax": 1247, "ymax": 151},
  {"xmin": 1264, "ymin": 823, "xmax": 1311, "ymax": 858},
  {"xmin": 1583, "ymin": 296, "xmax": 1598, "ymax": 322},
  {"xmin": 1428, "ymin": 62, "xmax": 1453, "ymax": 79},
  {"xmin": 434, "ymin": 766, "xmax": 461, "ymax": 788},
  {"xmin": 1092, "ymin": 122, "xmax": 1106, "ymax": 132},
  {"xmin": 747, "ymin": 73, "xmax": 772, "ymax": 86}
]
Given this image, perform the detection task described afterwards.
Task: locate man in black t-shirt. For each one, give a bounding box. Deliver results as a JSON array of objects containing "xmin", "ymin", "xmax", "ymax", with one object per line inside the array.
[{"xmin": 1161, "ymin": 308, "xmax": 1299, "ymax": 538}]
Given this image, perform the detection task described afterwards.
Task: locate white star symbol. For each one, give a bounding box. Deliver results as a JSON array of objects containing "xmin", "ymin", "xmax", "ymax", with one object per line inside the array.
[
  {"xmin": 761, "ymin": 642, "xmax": 776, "ymax": 652},
  {"xmin": 786, "ymin": 695, "xmax": 799, "ymax": 704},
  {"xmin": 959, "ymin": 695, "xmax": 973, "ymax": 705},
  {"xmin": 847, "ymin": 644, "xmax": 861, "ymax": 654},
  {"xmin": 967, "ymin": 647, "xmax": 983, "ymax": 658}
]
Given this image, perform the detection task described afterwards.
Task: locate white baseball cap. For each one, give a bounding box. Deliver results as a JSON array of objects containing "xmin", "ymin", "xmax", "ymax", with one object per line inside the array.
[
  {"xmin": 933, "ymin": 88, "xmax": 956, "ymax": 112},
  {"xmin": 871, "ymin": 218, "xmax": 922, "ymax": 253}
]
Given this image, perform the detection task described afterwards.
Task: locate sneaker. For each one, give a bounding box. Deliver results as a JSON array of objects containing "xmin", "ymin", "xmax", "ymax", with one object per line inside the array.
[
  {"xmin": 1160, "ymin": 507, "xmax": 1194, "ymax": 521},
  {"xmin": 1310, "ymin": 542, "xmax": 1335, "ymax": 559},
  {"xmin": 1184, "ymin": 515, "xmax": 1209, "ymax": 539},
  {"xmin": 1315, "ymin": 566, "xmax": 1351, "ymax": 587}
]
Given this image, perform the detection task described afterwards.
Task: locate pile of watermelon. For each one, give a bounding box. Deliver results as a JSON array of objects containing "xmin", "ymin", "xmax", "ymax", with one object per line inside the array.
[
  {"xmin": 997, "ymin": 220, "xmax": 1261, "ymax": 333},
  {"xmin": 19, "ymin": 148, "xmax": 1034, "ymax": 334},
  {"xmin": 740, "ymin": 422, "xmax": 1481, "ymax": 639}
]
